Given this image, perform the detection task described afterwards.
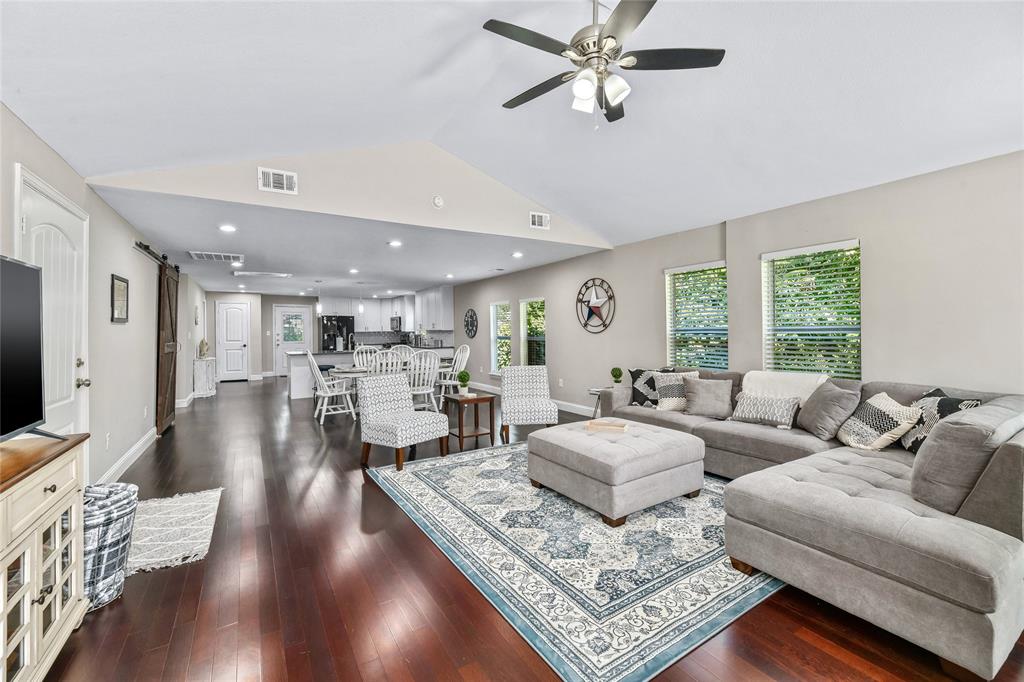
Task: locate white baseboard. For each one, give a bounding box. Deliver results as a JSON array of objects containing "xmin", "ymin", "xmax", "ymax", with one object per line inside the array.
[
  {"xmin": 98, "ymin": 426, "xmax": 157, "ymax": 484},
  {"xmin": 248, "ymin": 374, "xmax": 264, "ymax": 381},
  {"xmin": 468, "ymin": 381, "xmax": 594, "ymax": 418},
  {"xmin": 262, "ymin": 371, "xmax": 277, "ymax": 377},
  {"xmin": 175, "ymin": 392, "xmax": 194, "ymax": 409}
]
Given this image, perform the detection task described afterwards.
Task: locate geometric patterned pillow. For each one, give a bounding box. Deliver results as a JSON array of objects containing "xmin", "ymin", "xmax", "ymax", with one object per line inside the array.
[
  {"xmin": 837, "ymin": 392, "xmax": 922, "ymax": 451},
  {"xmin": 900, "ymin": 388, "xmax": 983, "ymax": 454},
  {"xmin": 654, "ymin": 372, "xmax": 699, "ymax": 411},
  {"xmin": 628, "ymin": 368, "xmax": 673, "ymax": 407},
  {"xmin": 728, "ymin": 392, "xmax": 801, "ymax": 429}
]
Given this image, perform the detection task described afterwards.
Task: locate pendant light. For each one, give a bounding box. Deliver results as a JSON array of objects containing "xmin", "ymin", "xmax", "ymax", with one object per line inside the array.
[{"xmin": 315, "ymin": 280, "xmax": 323, "ymax": 315}]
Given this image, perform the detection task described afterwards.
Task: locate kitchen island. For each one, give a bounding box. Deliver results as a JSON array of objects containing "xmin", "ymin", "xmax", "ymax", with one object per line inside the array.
[{"xmin": 286, "ymin": 347, "xmax": 456, "ymax": 400}]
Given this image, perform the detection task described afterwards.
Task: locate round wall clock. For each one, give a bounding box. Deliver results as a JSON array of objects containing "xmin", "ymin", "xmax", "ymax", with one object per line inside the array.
[
  {"xmin": 464, "ymin": 308, "xmax": 478, "ymax": 338},
  {"xmin": 576, "ymin": 278, "xmax": 615, "ymax": 333}
]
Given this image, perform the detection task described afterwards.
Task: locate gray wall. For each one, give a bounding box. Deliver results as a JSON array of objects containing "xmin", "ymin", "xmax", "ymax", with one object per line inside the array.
[
  {"xmin": 454, "ymin": 152, "xmax": 1024, "ymax": 407},
  {"xmin": 1, "ymin": 104, "xmax": 159, "ymax": 481},
  {"xmin": 205, "ymin": 291, "xmax": 263, "ymax": 379},
  {"xmin": 175, "ymin": 273, "xmax": 206, "ymax": 401}
]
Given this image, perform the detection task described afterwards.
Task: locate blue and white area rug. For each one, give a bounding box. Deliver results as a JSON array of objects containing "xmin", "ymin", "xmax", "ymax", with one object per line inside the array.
[{"xmin": 367, "ymin": 443, "xmax": 783, "ymax": 682}]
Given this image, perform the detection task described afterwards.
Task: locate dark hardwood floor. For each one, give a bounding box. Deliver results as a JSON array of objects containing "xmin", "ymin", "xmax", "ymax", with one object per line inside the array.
[{"xmin": 48, "ymin": 379, "xmax": 1023, "ymax": 681}]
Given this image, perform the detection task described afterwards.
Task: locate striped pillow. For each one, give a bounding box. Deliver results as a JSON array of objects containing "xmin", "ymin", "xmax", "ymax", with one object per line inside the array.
[
  {"xmin": 837, "ymin": 393, "xmax": 922, "ymax": 450},
  {"xmin": 654, "ymin": 372, "xmax": 699, "ymax": 411}
]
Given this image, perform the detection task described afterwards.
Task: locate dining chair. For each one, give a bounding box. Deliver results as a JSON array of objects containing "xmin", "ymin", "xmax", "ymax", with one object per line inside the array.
[
  {"xmin": 499, "ymin": 365, "xmax": 558, "ymax": 443},
  {"xmin": 358, "ymin": 373, "xmax": 449, "ymax": 471},
  {"xmin": 437, "ymin": 344, "xmax": 470, "ymax": 399},
  {"xmin": 352, "ymin": 346, "xmax": 378, "ymax": 369},
  {"xmin": 306, "ymin": 351, "xmax": 356, "ymax": 423},
  {"xmin": 368, "ymin": 349, "xmax": 403, "ymax": 375},
  {"xmin": 407, "ymin": 350, "xmax": 441, "ymax": 411},
  {"xmin": 391, "ymin": 344, "xmax": 414, "ymax": 364}
]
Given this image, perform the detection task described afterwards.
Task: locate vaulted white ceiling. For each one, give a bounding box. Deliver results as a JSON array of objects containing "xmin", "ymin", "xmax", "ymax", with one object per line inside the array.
[{"xmin": 2, "ymin": 1, "xmax": 1021, "ymax": 290}]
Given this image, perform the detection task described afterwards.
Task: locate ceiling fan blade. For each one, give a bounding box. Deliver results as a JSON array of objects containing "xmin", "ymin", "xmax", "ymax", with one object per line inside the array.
[
  {"xmin": 620, "ymin": 48, "xmax": 725, "ymax": 70},
  {"xmin": 598, "ymin": 85, "xmax": 625, "ymax": 122},
  {"xmin": 483, "ymin": 19, "xmax": 572, "ymax": 57},
  {"xmin": 503, "ymin": 72, "xmax": 576, "ymax": 109},
  {"xmin": 599, "ymin": 0, "xmax": 657, "ymax": 48}
]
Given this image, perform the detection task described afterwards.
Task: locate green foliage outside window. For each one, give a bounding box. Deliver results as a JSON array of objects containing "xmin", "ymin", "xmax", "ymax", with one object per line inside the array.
[
  {"xmin": 666, "ymin": 266, "xmax": 729, "ymax": 369},
  {"xmin": 282, "ymin": 314, "xmax": 304, "ymax": 343},
  {"xmin": 492, "ymin": 303, "xmax": 512, "ymax": 371},
  {"xmin": 524, "ymin": 299, "xmax": 546, "ymax": 366}
]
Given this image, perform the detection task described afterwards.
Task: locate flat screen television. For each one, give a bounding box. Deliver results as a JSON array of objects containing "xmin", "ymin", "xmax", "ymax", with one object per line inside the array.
[{"xmin": 1, "ymin": 255, "xmax": 46, "ymax": 442}]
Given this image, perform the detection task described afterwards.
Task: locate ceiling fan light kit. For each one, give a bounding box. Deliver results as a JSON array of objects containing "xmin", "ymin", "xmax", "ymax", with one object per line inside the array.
[{"xmin": 483, "ymin": 0, "xmax": 724, "ymax": 123}]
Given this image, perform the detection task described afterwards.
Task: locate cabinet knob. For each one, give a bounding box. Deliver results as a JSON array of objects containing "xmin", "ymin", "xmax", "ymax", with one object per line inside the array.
[{"xmin": 43, "ymin": 484, "xmax": 57, "ymax": 493}]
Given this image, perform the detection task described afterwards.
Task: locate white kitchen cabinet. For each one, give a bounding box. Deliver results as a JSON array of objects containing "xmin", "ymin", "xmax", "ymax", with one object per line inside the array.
[
  {"xmin": 336, "ymin": 297, "xmax": 354, "ymax": 316},
  {"xmin": 414, "ymin": 285, "xmax": 454, "ymax": 330},
  {"xmin": 402, "ymin": 295, "xmax": 415, "ymax": 331},
  {"xmin": 355, "ymin": 299, "xmax": 382, "ymax": 331},
  {"xmin": 439, "ymin": 285, "xmax": 454, "ymax": 330}
]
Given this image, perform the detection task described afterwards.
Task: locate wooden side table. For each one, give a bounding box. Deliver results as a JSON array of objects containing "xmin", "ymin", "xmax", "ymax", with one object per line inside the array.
[{"xmin": 443, "ymin": 393, "xmax": 496, "ymax": 451}]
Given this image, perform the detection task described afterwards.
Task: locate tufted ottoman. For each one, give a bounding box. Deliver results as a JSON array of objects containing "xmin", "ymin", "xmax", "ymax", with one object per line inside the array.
[{"xmin": 527, "ymin": 418, "xmax": 704, "ymax": 526}]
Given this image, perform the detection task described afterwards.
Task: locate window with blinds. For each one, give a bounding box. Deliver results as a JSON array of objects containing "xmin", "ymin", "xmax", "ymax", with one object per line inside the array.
[
  {"xmin": 490, "ymin": 302, "xmax": 512, "ymax": 372},
  {"xmin": 762, "ymin": 243, "xmax": 861, "ymax": 379},
  {"xmin": 665, "ymin": 264, "xmax": 729, "ymax": 369}
]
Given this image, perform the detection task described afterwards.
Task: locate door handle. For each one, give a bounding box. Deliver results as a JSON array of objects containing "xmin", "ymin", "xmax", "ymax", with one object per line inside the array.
[
  {"xmin": 243, "ymin": 344, "xmax": 247, "ymax": 348},
  {"xmin": 76, "ymin": 378, "xmax": 92, "ymax": 388}
]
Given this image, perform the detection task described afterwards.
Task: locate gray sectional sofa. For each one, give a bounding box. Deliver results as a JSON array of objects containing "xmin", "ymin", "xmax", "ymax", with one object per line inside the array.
[{"xmin": 599, "ymin": 369, "xmax": 1024, "ymax": 680}]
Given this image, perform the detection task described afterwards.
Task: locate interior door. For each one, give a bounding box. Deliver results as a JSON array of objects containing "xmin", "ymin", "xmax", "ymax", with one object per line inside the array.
[
  {"xmin": 17, "ymin": 167, "xmax": 89, "ymax": 438},
  {"xmin": 216, "ymin": 301, "xmax": 249, "ymax": 381},
  {"xmin": 155, "ymin": 264, "xmax": 179, "ymax": 433},
  {"xmin": 273, "ymin": 304, "xmax": 312, "ymax": 376}
]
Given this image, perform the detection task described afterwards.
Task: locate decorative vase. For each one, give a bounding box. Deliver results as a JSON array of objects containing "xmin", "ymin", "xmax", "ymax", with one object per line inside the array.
[{"xmin": 459, "ymin": 385, "xmax": 469, "ymax": 396}]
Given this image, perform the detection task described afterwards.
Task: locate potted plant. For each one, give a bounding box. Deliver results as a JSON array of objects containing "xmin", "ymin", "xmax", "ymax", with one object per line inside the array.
[
  {"xmin": 610, "ymin": 367, "xmax": 623, "ymax": 384},
  {"xmin": 457, "ymin": 370, "xmax": 471, "ymax": 395}
]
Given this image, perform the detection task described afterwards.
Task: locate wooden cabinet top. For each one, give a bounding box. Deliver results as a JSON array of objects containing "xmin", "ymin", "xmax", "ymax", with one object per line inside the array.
[{"xmin": 0, "ymin": 433, "xmax": 89, "ymax": 493}]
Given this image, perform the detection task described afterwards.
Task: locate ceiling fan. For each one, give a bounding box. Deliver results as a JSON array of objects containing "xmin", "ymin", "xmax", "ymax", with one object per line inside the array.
[{"xmin": 483, "ymin": 0, "xmax": 725, "ymax": 123}]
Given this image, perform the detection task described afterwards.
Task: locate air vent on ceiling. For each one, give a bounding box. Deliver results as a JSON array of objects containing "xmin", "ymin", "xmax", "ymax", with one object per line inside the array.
[
  {"xmin": 232, "ymin": 271, "xmax": 293, "ymax": 278},
  {"xmin": 189, "ymin": 251, "xmax": 244, "ymax": 263},
  {"xmin": 257, "ymin": 167, "xmax": 298, "ymax": 195},
  {"xmin": 529, "ymin": 211, "xmax": 550, "ymax": 230}
]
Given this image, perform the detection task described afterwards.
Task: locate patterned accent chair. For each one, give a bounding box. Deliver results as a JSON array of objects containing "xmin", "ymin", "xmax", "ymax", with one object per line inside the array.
[
  {"xmin": 358, "ymin": 374, "xmax": 449, "ymax": 471},
  {"xmin": 500, "ymin": 365, "xmax": 559, "ymax": 443}
]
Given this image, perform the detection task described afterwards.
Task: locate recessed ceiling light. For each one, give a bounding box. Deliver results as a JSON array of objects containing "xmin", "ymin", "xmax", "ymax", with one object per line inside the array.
[
  {"xmin": 388, "ymin": 240, "xmax": 402, "ymax": 247},
  {"xmin": 230, "ymin": 261, "xmax": 242, "ymax": 267},
  {"xmin": 219, "ymin": 224, "xmax": 236, "ymax": 233},
  {"xmin": 349, "ymin": 268, "xmax": 359, "ymax": 274},
  {"xmin": 372, "ymin": 294, "xmax": 378, "ymax": 298},
  {"xmin": 512, "ymin": 251, "xmax": 524, "ymax": 258},
  {"xmin": 299, "ymin": 292, "xmax": 305, "ymax": 296},
  {"xmin": 386, "ymin": 290, "xmax": 393, "ymax": 294},
  {"xmin": 445, "ymin": 273, "xmax": 454, "ymax": 279},
  {"xmin": 238, "ymin": 284, "xmax": 245, "ymax": 289}
]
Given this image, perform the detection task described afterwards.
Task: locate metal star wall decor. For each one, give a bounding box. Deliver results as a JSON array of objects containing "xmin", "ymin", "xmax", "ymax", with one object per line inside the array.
[{"xmin": 576, "ymin": 277, "xmax": 615, "ymax": 333}]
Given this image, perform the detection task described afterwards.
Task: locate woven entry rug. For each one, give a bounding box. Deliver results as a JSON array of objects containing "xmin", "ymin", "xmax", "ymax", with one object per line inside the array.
[
  {"xmin": 127, "ymin": 488, "xmax": 222, "ymax": 575},
  {"xmin": 367, "ymin": 443, "xmax": 783, "ymax": 682}
]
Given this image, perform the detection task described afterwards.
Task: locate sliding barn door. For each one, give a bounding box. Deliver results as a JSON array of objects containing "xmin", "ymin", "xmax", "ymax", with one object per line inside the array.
[{"xmin": 156, "ymin": 264, "xmax": 179, "ymax": 433}]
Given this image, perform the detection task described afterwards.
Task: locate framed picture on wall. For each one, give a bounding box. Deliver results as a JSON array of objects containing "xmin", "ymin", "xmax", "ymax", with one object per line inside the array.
[{"xmin": 111, "ymin": 274, "xmax": 129, "ymax": 323}]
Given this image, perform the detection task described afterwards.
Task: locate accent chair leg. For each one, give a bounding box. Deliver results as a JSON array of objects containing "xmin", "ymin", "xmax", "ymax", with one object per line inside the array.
[
  {"xmin": 408, "ymin": 444, "xmax": 417, "ymax": 461},
  {"xmin": 395, "ymin": 447, "xmax": 405, "ymax": 472},
  {"xmin": 601, "ymin": 514, "xmax": 626, "ymax": 528},
  {"xmin": 438, "ymin": 436, "xmax": 448, "ymax": 456},
  {"xmin": 938, "ymin": 658, "xmax": 985, "ymax": 682},
  {"xmin": 530, "ymin": 479, "xmax": 543, "ymax": 489},
  {"xmin": 360, "ymin": 442, "xmax": 371, "ymax": 469},
  {"xmin": 684, "ymin": 489, "xmax": 701, "ymax": 498},
  {"xmin": 729, "ymin": 557, "xmax": 757, "ymax": 575},
  {"xmin": 500, "ymin": 424, "xmax": 509, "ymax": 444}
]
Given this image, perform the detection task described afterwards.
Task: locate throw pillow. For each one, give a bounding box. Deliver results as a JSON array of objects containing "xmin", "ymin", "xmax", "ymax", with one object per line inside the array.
[
  {"xmin": 729, "ymin": 392, "xmax": 800, "ymax": 428},
  {"xmin": 628, "ymin": 368, "xmax": 673, "ymax": 407},
  {"xmin": 682, "ymin": 378, "xmax": 734, "ymax": 419},
  {"xmin": 797, "ymin": 381, "xmax": 861, "ymax": 440},
  {"xmin": 654, "ymin": 372, "xmax": 699, "ymax": 411},
  {"xmin": 900, "ymin": 388, "xmax": 983, "ymax": 454},
  {"xmin": 836, "ymin": 392, "xmax": 922, "ymax": 450}
]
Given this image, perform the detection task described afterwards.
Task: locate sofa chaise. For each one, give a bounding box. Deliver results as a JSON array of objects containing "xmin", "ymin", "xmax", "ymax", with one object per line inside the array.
[{"xmin": 599, "ymin": 369, "xmax": 1024, "ymax": 679}]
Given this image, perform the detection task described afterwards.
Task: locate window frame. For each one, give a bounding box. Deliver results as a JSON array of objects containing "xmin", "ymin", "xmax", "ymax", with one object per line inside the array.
[
  {"xmin": 489, "ymin": 301, "xmax": 512, "ymax": 375},
  {"xmin": 664, "ymin": 260, "xmax": 729, "ymax": 370},
  {"xmin": 518, "ymin": 297, "xmax": 545, "ymax": 366},
  {"xmin": 760, "ymin": 239, "xmax": 861, "ymax": 379}
]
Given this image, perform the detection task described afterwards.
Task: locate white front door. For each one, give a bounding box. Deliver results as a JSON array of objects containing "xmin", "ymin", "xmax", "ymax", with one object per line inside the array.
[
  {"xmin": 273, "ymin": 304, "xmax": 312, "ymax": 376},
  {"xmin": 216, "ymin": 301, "xmax": 249, "ymax": 381},
  {"xmin": 16, "ymin": 165, "xmax": 90, "ymax": 439}
]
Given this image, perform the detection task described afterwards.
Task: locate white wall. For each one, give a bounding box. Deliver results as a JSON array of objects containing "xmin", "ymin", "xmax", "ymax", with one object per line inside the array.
[
  {"xmin": 454, "ymin": 152, "xmax": 1024, "ymax": 406},
  {"xmin": 175, "ymin": 273, "xmax": 206, "ymax": 402},
  {"xmin": 1, "ymin": 104, "xmax": 158, "ymax": 481}
]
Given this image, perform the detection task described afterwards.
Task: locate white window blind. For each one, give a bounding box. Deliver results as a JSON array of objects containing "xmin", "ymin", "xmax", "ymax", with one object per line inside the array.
[
  {"xmin": 490, "ymin": 302, "xmax": 511, "ymax": 372},
  {"xmin": 665, "ymin": 264, "xmax": 729, "ymax": 369},
  {"xmin": 762, "ymin": 244, "xmax": 861, "ymax": 379}
]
